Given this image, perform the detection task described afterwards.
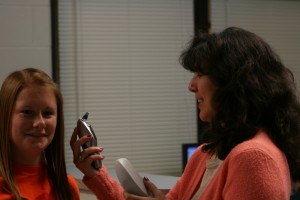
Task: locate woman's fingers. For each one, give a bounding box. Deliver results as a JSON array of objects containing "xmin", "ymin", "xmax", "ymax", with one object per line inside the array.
[
  {"xmin": 76, "ymin": 151, "xmax": 104, "ymax": 167},
  {"xmin": 70, "ymin": 127, "xmax": 78, "ymax": 150},
  {"xmin": 123, "ymin": 178, "xmax": 165, "ymax": 200},
  {"xmin": 70, "ymin": 128, "xmax": 82, "ymax": 164},
  {"xmin": 79, "ymin": 147, "xmax": 103, "ymax": 161},
  {"xmin": 70, "ymin": 127, "xmax": 104, "ymax": 167},
  {"xmin": 143, "ymin": 177, "xmax": 165, "ymax": 199}
]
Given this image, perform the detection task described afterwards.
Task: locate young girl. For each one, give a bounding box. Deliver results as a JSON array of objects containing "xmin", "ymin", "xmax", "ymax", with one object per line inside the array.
[{"xmin": 0, "ymin": 68, "xmax": 80, "ymax": 200}]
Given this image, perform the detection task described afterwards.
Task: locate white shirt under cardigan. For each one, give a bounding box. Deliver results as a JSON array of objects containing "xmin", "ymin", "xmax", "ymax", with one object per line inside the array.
[{"xmin": 191, "ymin": 155, "xmax": 223, "ymax": 200}]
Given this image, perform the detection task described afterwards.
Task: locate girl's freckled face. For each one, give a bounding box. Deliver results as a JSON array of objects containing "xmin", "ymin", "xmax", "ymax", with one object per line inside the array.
[{"xmin": 10, "ymin": 86, "xmax": 57, "ymax": 164}]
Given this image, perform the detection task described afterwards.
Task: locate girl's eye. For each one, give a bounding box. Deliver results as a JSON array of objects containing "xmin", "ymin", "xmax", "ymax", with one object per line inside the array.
[
  {"xmin": 43, "ymin": 111, "xmax": 54, "ymax": 118},
  {"xmin": 22, "ymin": 109, "xmax": 33, "ymax": 115}
]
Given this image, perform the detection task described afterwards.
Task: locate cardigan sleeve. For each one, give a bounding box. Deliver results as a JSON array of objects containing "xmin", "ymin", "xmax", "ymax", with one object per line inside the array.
[
  {"xmin": 166, "ymin": 145, "xmax": 209, "ymax": 200},
  {"xmin": 223, "ymin": 148, "xmax": 291, "ymax": 200},
  {"xmin": 166, "ymin": 176, "xmax": 182, "ymax": 200},
  {"xmin": 82, "ymin": 165, "xmax": 125, "ymax": 200}
]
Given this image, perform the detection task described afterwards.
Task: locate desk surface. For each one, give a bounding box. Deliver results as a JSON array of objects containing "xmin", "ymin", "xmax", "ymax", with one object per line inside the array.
[{"xmin": 67, "ymin": 166, "xmax": 178, "ymax": 191}]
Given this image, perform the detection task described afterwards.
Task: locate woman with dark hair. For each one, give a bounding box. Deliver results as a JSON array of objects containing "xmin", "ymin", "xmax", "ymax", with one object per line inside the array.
[
  {"xmin": 0, "ymin": 68, "xmax": 80, "ymax": 199},
  {"xmin": 71, "ymin": 27, "xmax": 300, "ymax": 200}
]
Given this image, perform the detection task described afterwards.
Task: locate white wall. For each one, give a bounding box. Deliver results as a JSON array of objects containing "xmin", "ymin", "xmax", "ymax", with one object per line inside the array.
[{"xmin": 0, "ymin": 0, "xmax": 51, "ymax": 85}]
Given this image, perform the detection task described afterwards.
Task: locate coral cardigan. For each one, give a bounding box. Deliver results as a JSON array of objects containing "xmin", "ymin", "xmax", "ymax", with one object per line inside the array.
[
  {"xmin": 83, "ymin": 130, "xmax": 291, "ymax": 200},
  {"xmin": 0, "ymin": 165, "xmax": 80, "ymax": 200}
]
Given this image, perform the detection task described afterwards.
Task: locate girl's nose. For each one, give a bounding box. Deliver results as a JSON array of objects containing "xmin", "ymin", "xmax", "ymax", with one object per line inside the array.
[{"xmin": 33, "ymin": 114, "xmax": 46, "ymax": 128}]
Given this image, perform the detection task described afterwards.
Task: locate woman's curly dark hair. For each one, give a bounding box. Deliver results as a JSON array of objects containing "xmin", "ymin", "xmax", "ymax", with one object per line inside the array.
[{"xmin": 180, "ymin": 27, "xmax": 300, "ymax": 174}]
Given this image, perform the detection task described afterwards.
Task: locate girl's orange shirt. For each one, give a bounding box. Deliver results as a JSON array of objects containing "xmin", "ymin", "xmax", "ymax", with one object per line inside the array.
[{"xmin": 0, "ymin": 164, "xmax": 80, "ymax": 200}]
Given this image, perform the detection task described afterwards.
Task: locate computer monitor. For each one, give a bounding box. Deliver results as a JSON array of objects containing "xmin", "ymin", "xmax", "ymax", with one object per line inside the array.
[{"xmin": 182, "ymin": 143, "xmax": 199, "ymax": 171}]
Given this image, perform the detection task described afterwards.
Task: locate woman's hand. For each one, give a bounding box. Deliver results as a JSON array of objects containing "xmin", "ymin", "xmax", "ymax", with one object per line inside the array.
[
  {"xmin": 124, "ymin": 177, "xmax": 165, "ymax": 200},
  {"xmin": 70, "ymin": 127, "xmax": 104, "ymax": 178}
]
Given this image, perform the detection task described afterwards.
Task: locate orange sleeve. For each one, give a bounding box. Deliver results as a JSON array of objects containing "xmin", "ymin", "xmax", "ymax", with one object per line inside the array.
[{"xmin": 83, "ymin": 165, "xmax": 125, "ymax": 200}]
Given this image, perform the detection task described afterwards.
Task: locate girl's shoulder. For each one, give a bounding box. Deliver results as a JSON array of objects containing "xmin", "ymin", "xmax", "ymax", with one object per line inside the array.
[{"xmin": 67, "ymin": 174, "xmax": 80, "ymax": 200}]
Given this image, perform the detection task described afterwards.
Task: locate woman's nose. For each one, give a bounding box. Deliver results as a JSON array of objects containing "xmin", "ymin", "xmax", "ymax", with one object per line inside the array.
[{"xmin": 188, "ymin": 75, "xmax": 197, "ymax": 92}]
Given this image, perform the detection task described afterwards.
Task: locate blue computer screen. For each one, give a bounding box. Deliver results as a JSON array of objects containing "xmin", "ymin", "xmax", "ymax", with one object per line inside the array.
[
  {"xmin": 187, "ymin": 146, "xmax": 198, "ymax": 160},
  {"xmin": 182, "ymin": 143, "xmax": 199, "ymax": 170}
]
